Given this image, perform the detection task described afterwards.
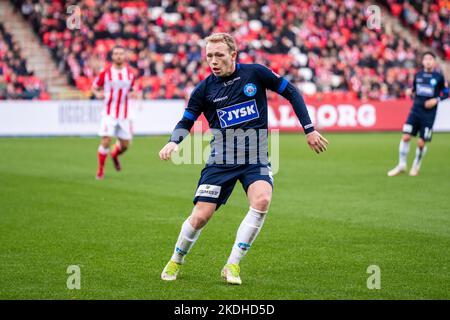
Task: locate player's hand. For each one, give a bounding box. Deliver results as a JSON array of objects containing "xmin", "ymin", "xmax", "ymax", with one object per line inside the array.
[
  {"xmin": 424, "ymin": 98, "xmax": 438, "ymax": 109},
  {"xmin": 306, "ymin": 130, "xmax": 328, "ymax": 154},
  {"xmin": 159, "ymin": 142, "xmax": 179, "ymax": 160},
  {"xmin": 405, "ymin": 88, "xmax": 413, "ymax": 99}
]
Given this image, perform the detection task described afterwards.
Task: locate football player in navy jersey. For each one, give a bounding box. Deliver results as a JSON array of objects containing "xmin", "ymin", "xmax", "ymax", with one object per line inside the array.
[
  {"xmin": 159, "ymin": 33, "xmax": 328, "ymax": 284},
  {"xmin": 388, "ymin": 51, "xmax": 448, "ymax": 177}
]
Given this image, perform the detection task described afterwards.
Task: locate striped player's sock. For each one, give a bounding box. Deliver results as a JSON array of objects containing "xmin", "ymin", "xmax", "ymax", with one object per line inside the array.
[
  {"xmin": 96, "ymin": 145, "xmax": 109, "ymax": 179},
  {"xmin": 111, "ymin": 143, "xmax": 124, "ymax": 158}
]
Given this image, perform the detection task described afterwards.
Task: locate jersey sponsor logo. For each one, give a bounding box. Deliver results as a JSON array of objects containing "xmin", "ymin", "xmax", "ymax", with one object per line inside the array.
[
  {"xmin": 213, "ymin": 96, "xmax": 228, "ymax": 103},
  {"xmin": 416, "ymin": 84, "xmax": 434, "ymax": 97},
  {"xmin": 216, "ymin": 100, "xmax": 259, "ymax": 128},
  {"xmin": 243, "ymin": 83, "xmax": 257, "ymax": 97},
  {"xmin": 195, "ymin": 184, "xmax": 221, "ymax": 198}
]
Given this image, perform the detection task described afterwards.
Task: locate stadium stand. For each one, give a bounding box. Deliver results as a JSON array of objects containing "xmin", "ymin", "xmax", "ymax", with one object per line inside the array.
[
  {"xmin": 0, "ymin": 22, "xmax": 49, "ymax": 100},
  {"xmin": 9, "ymin": 0, "xmax": 448, "ymax": 100},
  {"xmin": 382, "ymin": 0, "xmax": 449, "ymax": 61}
]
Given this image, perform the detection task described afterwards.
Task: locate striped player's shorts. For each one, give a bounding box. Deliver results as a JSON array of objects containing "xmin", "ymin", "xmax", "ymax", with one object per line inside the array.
[{"xmin": 98, "ymin": 115, "xmax": 133, "ymax": 140}]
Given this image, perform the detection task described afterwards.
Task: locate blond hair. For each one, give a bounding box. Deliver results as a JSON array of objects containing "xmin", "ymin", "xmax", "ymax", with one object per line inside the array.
[{"xmin": 205, "ymin": 33, "xmax": 237, "ymax": 53}]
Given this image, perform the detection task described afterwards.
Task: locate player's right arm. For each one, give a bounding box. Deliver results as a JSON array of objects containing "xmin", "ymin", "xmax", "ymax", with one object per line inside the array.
[
  {"xmin": 159, "ymin": 84, "xmax": 204, "ymax": 161},
  {"xmin": 92, "ymin": 69, "xmax": 106, "ymax": 99},
  {"xmin": 406, "ymin": 73, "xmax": 416, "ymax": 99}
]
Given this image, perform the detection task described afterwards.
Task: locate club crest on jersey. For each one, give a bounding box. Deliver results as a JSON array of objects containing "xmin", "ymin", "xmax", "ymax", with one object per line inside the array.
[
  {"xmin": 216, "ymin": 100, "xmax": 259, "ymax": 128},
  {"xmin": 430, "ymin": 78, "xmax": 437, "ymax": 86},
  {"xmin": 243, "ymin": 83, "xmax": 257, "ymax": 97}
]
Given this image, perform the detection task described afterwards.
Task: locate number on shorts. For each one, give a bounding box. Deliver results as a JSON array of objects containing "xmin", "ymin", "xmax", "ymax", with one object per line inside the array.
[{"xmin": 424, "ymin": 127, "xmax": 432, "ymax": 140}]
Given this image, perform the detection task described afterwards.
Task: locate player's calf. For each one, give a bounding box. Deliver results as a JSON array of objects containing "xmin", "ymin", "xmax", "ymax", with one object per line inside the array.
[
  {"xmin": 111, "ymin": 142, "xmax": 128, "ymax": 171},
  {"xmin": 388, "ymin": 137, "xmax": 410, "ymax": 177},
  {"xmin": 410, "ymin": 144, "xmax": 427, "ymax": 176},
  {"xmin": 96, "ymin": 145, "xmax": 109, "ymax": 180}
]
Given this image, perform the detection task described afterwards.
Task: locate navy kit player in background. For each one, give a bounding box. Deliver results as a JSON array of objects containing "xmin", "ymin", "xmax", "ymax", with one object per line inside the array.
[
  {"xmin": 388, "ymin": 51, "xmax": 448, "ymax": 177},
  {"xmin": 159, "ymin": 33, "xmax": 328, "ymax": 284}
]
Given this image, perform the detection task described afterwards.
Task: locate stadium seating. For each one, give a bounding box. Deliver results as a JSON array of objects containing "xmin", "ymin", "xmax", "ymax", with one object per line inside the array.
[
  {"xmin": 383, "ymin": 0, "xmax": 450, "ymax": 60},
  {"xmin": 0, "ymin": 22, "xmax": 49, "ymax": 100},
  {"xmin": 11, "ymin": 0, "xmax": 442, "ymax": 100}
]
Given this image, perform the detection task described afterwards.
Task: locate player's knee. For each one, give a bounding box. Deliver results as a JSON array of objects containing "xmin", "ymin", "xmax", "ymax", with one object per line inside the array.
[
  {"xmin": 120, "ymin": 141, "xmax": 130, "ymax": 150},
  {"xmin": 101, "ymin": 138, "xmax": 112, "ymax": 148},
  {"xmin": 417, "ymin": 139, "xmax": 426, "ymax": 148},
  {"xmin": 190, "ymin": 204, "xmax": 215, "ymax": 229},
  {"xmin": 189, "ymin": 213, "xmax": 210, "ymax": 229},
  {"xmin": 402, "ymin": 134, "xmax": 411, "ymax": 142},
  {"xmin": 252, "ymin": 193, "xmax": 271, "ymax": 212}
]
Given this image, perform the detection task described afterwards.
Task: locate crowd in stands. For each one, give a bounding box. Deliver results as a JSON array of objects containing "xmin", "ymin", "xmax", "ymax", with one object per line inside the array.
[
  {"xmin": 0, "ymin": 23, "xmax": 48, "ymax": 100},
  {"xmin": 10, "ymin": 0, "xmax": 447, "ymax": 101},
  {"xmin": 383, "ymin": 0, "xmax": 449, "ymax": 60}
]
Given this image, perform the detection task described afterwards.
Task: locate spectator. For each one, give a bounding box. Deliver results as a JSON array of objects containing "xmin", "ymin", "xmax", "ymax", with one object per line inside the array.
[{"xmin": 11, "ymin": 0, "xmax": 439, "ymax": 100}]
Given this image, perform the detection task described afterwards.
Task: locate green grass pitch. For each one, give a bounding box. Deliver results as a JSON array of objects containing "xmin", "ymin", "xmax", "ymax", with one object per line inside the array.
[{"xmin": 0, "ymin": 133, "xmax": 449, "ymax": 299}]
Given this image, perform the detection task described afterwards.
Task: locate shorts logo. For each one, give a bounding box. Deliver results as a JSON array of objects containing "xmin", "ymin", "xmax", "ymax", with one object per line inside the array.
[
  {"xmin": 403, "ymin": 124, "xmax": 413, "ymax": 133},
  {"xmin": 195, "ymin": 184, "xmax": 221, "ymax": 198},
  {"xmin": 216, "ymin": 100, "xmax": 259, "ymax": 128},
  {"xmin": 243, "ymin": 83, "xmax": 257, "ymax": 97}
]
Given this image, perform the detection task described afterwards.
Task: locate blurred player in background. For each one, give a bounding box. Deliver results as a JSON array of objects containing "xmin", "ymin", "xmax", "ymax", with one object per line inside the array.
[
  {"xmin": 92, "ymin": 46, "xmax": 138, "ymax": 180},
  {"xmin": 388, "ymin": 51, "xmax": 448, "ymax": 177},
  {"xmin": 159, "ymin": 33, "xmax": 328, "ymax": 285}
]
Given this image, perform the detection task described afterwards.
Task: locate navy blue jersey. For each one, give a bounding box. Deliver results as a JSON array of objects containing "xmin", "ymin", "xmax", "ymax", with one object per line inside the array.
[
  {"xmin": 170, "ymin": 63, "xmax": 314, "ymax": 165},
  {"xmin": 412, "ymin": 70, "xmax": 448, "ymax": 116}
]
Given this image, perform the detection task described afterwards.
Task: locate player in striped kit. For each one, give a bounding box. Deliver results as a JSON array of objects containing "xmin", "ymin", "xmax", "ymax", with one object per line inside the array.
[{"xmin": 92, "ymin": 46, "xmax": 138, "ymax": 180}]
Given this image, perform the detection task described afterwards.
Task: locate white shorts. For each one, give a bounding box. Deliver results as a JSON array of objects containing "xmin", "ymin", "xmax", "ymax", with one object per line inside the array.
[{"xmin": 98, "ymin": 116, "xmax": 133, "ymax": 140}]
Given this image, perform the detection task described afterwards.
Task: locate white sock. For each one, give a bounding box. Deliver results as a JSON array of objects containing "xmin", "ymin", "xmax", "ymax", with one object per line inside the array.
[
  {"xmin": 398, "ymin": 140, "xmax": 410, "ymax": 168},
  {"xmin": 171, "ymin": 219, "xmax": 202, "ymax": 264},
  {"xmin": 98, "ymin": 145, "xmax": 109, "ymax": 154},
  {"xmin": 227, "ymin": 207, "xmax": 267, "ymax": 265},
  {"xmin": 412, "ymin": 146, "xmax": 427, "ymax": 169}
]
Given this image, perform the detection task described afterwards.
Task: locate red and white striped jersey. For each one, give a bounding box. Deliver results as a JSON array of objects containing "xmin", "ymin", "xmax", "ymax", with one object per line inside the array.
[{"xmin": 93, "ymin": 65, "xmax": 136, "ymax": 119}]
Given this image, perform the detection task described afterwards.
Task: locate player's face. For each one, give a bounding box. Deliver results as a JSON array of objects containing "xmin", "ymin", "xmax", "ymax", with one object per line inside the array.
[
  {"xmin": 206, "ymin": 42, "xmax": 237, "ymax": 77},
  {"xmin": 422, "ymin": 54, "xmax": 435, "ymax": 71},
  {"xmin": 112, "ymin": 48, "xmax": 126, "ymax": 66}
]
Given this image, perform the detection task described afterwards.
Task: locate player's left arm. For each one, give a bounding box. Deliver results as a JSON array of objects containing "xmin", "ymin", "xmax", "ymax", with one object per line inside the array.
[
  {"xmin": 256, "ymin": 65, "xmax": 328, "ymax": 153},
  {"xmin": 425, "ymin": 74, "xmax": 449, "ymax": 109}
]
